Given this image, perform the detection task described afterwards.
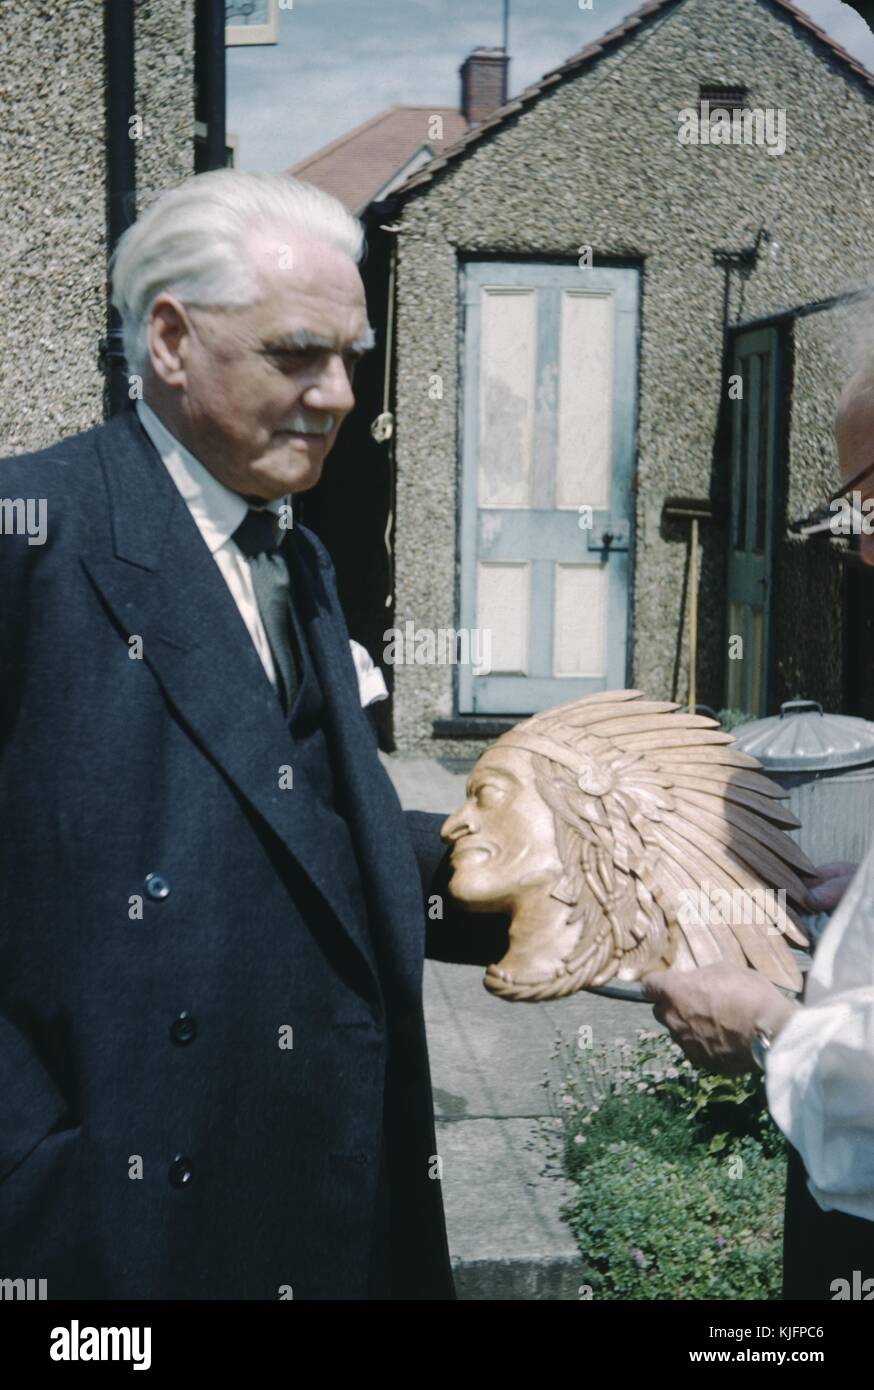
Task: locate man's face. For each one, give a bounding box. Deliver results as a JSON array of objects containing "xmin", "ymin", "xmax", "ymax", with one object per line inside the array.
[
  {"xmin": 147, "ymin": 232, "xmax": 370, "ymax": 500},
  {"xmin": 836, "ymin": 372, "xmax": 874, "ymax": 566},
  {"xmin": 440, "ymin": 746, "xmax": 564, "ymax": 911}
]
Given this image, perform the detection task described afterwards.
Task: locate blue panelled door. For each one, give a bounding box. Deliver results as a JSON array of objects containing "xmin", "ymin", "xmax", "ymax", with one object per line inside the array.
[{"xmin": 458, "ymin": 261, "xmax": 639, "ymax": 714}]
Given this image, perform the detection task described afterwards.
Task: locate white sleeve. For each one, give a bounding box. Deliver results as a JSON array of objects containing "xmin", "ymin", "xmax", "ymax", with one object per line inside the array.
[
  {"xmin": 766, "ymin": 988, "xmax": 874, "ymax": 1222},
  {"xmin": 348, "ymin": 639, "xmax": 389, "ymax": 709},
  {"xmin": 765, "ymin": 836, "xmax": 874, "ymax": 1222}
]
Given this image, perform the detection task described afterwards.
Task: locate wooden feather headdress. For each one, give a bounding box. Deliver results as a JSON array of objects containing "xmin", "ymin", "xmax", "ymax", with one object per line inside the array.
[{"xmin": 481, "ymin": 690, "xmax": 814, "ymax": 1001}]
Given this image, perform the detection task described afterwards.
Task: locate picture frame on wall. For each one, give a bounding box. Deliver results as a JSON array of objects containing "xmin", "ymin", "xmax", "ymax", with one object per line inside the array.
[{"xmin": 225, "ymin": 0, "xmax": 279, "ymax": 47}]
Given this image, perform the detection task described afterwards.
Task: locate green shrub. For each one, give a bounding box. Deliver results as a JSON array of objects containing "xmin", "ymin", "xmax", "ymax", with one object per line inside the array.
[{"xmin": 545, "ymin": 1030, "xmax": 786, "ymax": 1299}]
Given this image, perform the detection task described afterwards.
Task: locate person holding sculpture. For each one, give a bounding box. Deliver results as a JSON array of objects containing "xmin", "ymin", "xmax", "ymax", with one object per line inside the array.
[{"xmin": 641, "ymin": 365, "xmax": 874, "ymax": 1298}]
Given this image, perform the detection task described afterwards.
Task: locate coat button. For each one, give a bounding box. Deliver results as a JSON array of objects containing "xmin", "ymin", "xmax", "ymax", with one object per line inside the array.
[
  {"xmin": 168, "ymin": 1155, "xmax": 192, "ymax": 1187},
  {"xmin": 170, "ymin": 1012, "xmax": 197, "ymax": 1045},
  {"xmin": 144, "ymin": 872, "xmax": 171, "ymax": 901}
]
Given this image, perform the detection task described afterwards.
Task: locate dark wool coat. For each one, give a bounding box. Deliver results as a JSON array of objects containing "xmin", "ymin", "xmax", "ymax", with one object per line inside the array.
[{"xmin": 0, "ymin": 407, "xmax": 506, "ymax": 1300}]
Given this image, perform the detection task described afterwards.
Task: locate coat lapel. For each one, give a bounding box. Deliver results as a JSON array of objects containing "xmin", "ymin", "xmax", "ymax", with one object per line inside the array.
[
  {"xmin": 289, "ymin": 537, "xmax": 426, "ymax": 997},
  {"xmin": 82, "ymin": 409, "xmax": 380, "ymax": 987}
]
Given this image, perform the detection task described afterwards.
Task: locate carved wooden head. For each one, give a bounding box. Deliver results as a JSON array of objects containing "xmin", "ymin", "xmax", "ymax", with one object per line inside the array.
[{"xmin": 441, "ymin": 691, "xmax": 813, "ymax": 1001}]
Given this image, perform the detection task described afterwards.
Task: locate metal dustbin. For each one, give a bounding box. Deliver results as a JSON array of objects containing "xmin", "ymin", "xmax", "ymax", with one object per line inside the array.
[{"xmin": 731, "ymin": 699, "xmax": 874, "ymax": 867}]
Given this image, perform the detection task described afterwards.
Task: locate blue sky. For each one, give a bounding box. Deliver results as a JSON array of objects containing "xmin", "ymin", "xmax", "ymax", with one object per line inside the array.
[{"xmin": 227, "ymin": 0, "xmax": 874, "ymax": 172}]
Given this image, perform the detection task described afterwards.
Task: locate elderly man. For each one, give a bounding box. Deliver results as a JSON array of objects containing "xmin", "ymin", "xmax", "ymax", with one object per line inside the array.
[
  {"xmin": 0, "ymin": 170, "xmax": 504, "ymax": 1300},
  {"xmin": 642, "ymin": 365, "xmax": 874, "ymax": 1299}
]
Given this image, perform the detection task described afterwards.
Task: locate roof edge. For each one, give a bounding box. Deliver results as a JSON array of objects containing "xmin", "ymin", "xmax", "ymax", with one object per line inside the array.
[{"xmin": 390, "ymin": 0, "xmax": 874, "ymax": 205}]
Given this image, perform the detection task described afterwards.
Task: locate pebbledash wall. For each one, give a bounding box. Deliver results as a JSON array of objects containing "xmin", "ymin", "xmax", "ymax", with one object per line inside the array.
[
  {"xmin": 388, "ymin": 0, "xmax": 874, "ymax": 755},
  {"xmin": 0, "ymin": 0, "xmax": 194, "ymax": 457}
]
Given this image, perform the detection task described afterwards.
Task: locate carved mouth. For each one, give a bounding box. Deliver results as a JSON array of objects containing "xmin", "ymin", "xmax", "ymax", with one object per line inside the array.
[{"xmin": 450, "ymin": 843, "xmax": 495, "ymax": 863}]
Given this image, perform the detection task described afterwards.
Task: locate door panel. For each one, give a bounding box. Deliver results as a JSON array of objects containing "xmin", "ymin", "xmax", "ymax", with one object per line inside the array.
[
  {"xmin": 725, "ymin": 327, "xmax": 779, "ymax": 717},
  {"xmin": 478, "ymin": 288, "xmax": 536, "ymax": 507},
  {"xmin": 476, "ymin": 562, "xmax": 530, "ymax": 673},
  {"xmin": 556, "ymin": 291, "xmax": 613, "ymax": 509},
  {"xmin": 459, "ymin": 262, "xmax": 639, "ymax": 715},
  {"xmin": 553, "ymin": 564, "xmax": 608, "ymax": 677}
]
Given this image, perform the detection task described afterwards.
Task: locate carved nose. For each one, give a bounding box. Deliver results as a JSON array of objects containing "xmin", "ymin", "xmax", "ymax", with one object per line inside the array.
[
  {"xmin": 441, "ymin": 807, "xmax": 473, "ymax": 842},
  {"xmin": 440, "ymin": 812, "xmax": 460, "ymax": 842}
]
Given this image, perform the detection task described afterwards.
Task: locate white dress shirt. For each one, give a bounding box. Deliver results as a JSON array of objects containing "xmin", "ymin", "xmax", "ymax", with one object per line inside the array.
[
  {"xmin": 135, "ymin": 399, "xmax": 387, "ymax": 708},
  {"xmin": 766, "ymin": 837, "xmax": 874, "ymax": 1223}
]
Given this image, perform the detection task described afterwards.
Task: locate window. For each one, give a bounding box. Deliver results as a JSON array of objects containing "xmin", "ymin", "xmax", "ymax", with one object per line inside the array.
[{"xmin": 699, "ymin": 85, "xmax": 748, "ymax": 115}]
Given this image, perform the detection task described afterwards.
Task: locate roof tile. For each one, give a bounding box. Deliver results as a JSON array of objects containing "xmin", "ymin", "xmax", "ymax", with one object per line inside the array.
[{"xmin": 286, "ymin": 105, "xmax": 468, "ymax": 213}]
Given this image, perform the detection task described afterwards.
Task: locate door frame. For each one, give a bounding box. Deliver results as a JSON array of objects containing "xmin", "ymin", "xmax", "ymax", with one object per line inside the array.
[{"xmin": 455, "ymin": 256, "xmax": 641, "ymax": 716}]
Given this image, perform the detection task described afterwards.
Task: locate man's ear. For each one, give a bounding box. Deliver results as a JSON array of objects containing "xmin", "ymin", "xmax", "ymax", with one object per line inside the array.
[{"xmin": 147, "ymin": 294, "xmax": 191, "ymax": 389}]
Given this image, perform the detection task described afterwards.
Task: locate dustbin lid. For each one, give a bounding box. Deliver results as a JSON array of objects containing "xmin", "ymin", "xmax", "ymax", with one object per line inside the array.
[{"xmin": 731, "ymin": 700, "xmax": 874, "ymax": 772}]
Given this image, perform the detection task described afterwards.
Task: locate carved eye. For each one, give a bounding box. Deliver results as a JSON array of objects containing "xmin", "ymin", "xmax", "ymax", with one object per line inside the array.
[{"xmin": 475, "ymin": 782, "xmax": 505, "ymax": 808}]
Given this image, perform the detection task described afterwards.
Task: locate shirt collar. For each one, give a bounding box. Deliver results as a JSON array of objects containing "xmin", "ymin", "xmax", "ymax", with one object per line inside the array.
[{"xmin": 135, "ymin": 398, "xmax": 286, "ymax": 555}]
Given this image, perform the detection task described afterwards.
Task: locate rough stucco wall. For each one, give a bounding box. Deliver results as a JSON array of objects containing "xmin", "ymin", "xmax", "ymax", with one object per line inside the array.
[
  {"xmin": 0, "ymin": 0, "xmax": 194, "ymax": 456},
  {"xmin": 0, "ymin": 1, "xmax": 105, "ymax": 453},
  {"xmin": 135, "ymin": 2, "xmax": 195, "ymax": 231},
  {"xmin": 787, "ymin": 299, "xmax": 869, "ymax": 522},
  {"xmin": 392, "ymin": 0, "xmax": 874, "ymax": 751},
  {"xmin": 393, "ymin": 228, "xmax": 464, "ymax": 751}
]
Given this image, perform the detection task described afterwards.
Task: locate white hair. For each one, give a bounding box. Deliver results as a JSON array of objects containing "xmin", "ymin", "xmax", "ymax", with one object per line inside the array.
[{"xmin": 109, "ymin": 170, "xmax": 366, "ymax": 377}]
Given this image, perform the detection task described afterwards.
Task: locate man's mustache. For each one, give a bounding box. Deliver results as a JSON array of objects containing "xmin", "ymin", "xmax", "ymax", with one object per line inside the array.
[{"xmin": 276, "ymin": 410, "xmax": 334, "ymax": 435}]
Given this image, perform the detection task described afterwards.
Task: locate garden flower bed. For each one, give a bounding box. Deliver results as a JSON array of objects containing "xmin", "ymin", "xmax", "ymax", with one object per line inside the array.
[{"xmin": 544, "ymin": 1029, "xmax": 786, "ymax": 1299}]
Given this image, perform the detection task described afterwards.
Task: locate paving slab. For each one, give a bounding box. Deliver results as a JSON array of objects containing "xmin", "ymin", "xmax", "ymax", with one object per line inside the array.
[
  {"xmin": 378, "ymin": 752, "xmax": 471, "ymax": 814},
  {"xmin": 425, "ymin": 958, "xmax": 650, "ymax": 1118},
  {"xmin": 437, "ymin": 1117, "xmax": 589, "ymax": 1300}
]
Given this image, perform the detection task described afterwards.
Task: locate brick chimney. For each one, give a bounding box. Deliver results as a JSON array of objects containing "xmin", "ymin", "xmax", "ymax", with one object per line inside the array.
[{"xmin": 460, "ymin": 47, "xmax": 509, "ymax": 125}]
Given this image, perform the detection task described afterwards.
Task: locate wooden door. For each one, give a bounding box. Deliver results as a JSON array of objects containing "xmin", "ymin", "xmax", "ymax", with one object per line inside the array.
[
  {"xmin": 725, "ymin": 327, "xmax": 779, "ymax": 717},
  {"xmin": 458, "ymin": 261, "xmax": 639, "ymax": 715}
]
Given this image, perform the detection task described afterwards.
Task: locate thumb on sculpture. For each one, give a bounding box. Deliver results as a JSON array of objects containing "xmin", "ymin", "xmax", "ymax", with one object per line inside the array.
[{"xmin": 640, "ymin": 970, "xmax": 669, "ymax": 1001}]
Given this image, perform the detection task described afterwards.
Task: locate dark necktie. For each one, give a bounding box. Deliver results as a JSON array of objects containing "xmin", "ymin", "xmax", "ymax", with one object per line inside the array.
[{"xmin": 232, "ymin": 507, "xmax": 299, "ymax": 713}]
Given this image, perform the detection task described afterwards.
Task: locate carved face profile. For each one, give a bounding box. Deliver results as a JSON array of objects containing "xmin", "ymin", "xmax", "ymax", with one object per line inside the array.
[{"xmin": 441, "ymin": 691, "xmax": 814, "ymax": 1002}]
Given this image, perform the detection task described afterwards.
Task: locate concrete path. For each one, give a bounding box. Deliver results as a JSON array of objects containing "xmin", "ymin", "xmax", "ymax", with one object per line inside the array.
[{"xmin": 380, "ymin": 752, "xmax": 655, "ymax": 1299}]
